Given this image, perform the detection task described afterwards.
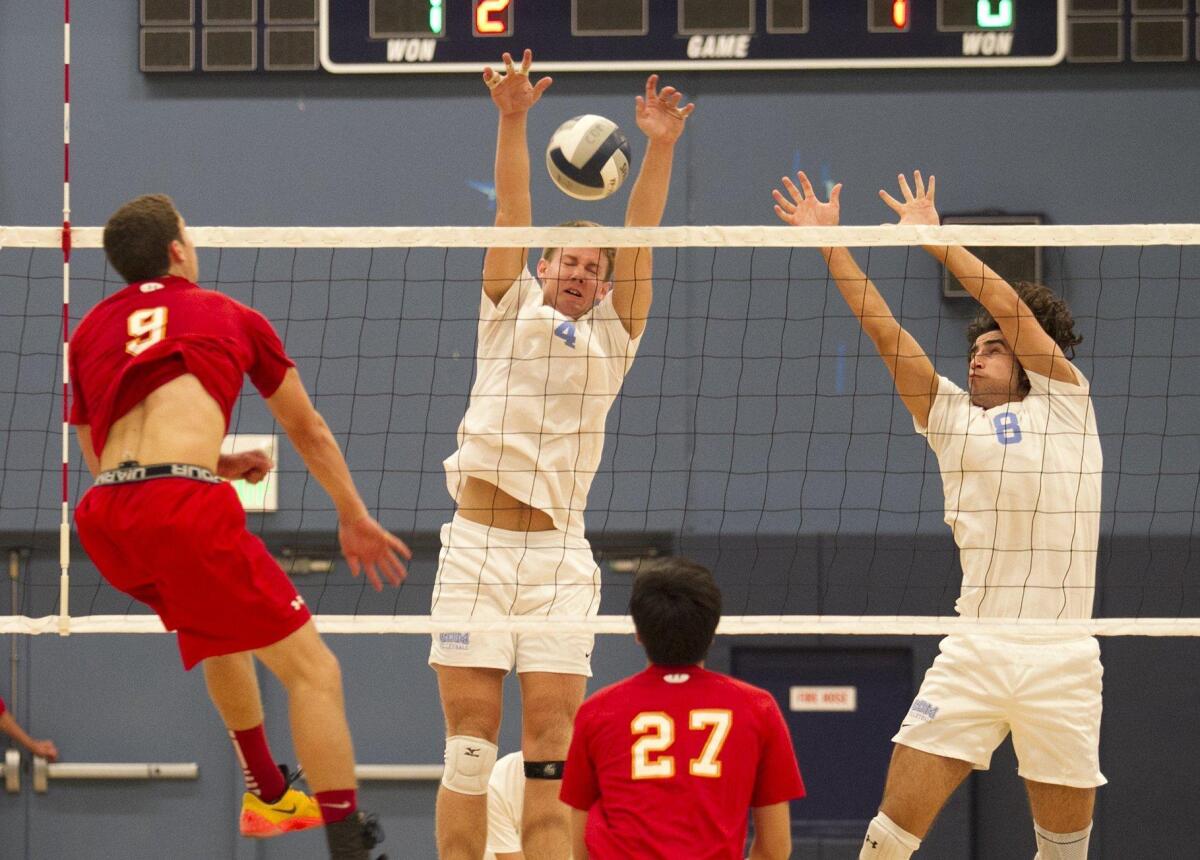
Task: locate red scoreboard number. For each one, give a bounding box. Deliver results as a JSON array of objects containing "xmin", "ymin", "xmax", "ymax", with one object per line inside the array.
[{"xmin": 474, "ymin": 0, "xmax": 512, "ymax": 37}]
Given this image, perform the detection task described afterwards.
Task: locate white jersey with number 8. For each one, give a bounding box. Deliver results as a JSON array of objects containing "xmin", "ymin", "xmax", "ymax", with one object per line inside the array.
[{"xmin": 916, "ymin": 365, "xmax": 1102, "ymax": 619}]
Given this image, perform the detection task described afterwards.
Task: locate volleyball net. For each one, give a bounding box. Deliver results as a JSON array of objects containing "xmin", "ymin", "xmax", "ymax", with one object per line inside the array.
[{"xmin": 2, "ymin": 223, "xmax": 1199, "ymax": 637}]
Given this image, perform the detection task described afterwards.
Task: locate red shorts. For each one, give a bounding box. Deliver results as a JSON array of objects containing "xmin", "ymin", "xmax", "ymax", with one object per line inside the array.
[{"xmin": 75, "ymin": 477, "xmax": 311, "ymax": 669}]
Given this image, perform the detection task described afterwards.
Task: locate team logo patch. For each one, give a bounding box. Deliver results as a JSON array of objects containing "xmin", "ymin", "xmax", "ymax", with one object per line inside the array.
[
  {"xmin": 439, "ymin": 632, "xmax": 470, "ymax": 650},
  {"xmin": 908, "ymin": 698, "xmax": 940, "ymax": 722},
  {"xmin": 663, "ymin": 672, "xmax": 690, "ymax": 684},
  {"xmin": 290, "ymin": 596, "xmax": 305, "ymax": 611}
]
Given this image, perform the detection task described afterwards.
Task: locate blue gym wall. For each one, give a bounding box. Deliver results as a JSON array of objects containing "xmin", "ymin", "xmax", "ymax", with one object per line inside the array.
[{"xmin": 2, "ymin": 4, "xmax": 1200, "ymax": 859}]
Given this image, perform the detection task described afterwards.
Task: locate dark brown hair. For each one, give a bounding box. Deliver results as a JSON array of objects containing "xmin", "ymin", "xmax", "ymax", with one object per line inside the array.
[
  {"xmin": 630, "ymin": 558, "xmax": 722, "ymax": 666},
  {"xmin": 540, "ymin": 220, "xmax": 616, "ymax": 282},
  {"xmin": 103, "ymin": 194, "xmax": 182, "ymax": 284},
  {"xmin": 967, "ymin": 281, "xmax": 1083, "ymax": 393}
]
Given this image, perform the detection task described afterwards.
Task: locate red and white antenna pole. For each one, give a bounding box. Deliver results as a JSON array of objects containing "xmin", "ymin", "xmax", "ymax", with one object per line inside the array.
[{"xmin": 59, "ymin": 0, "xmax": 72, "ymax": 635}]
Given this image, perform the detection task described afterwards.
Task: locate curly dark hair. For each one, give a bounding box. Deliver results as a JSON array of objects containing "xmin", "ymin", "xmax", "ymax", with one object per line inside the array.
[
  {"xmin": 967, "ymin": 281, "xmax": 1083, "ymax": 355},
  {"xmin": 966, "ymin": 282, "xmax": 1083, "ymax": 393}
]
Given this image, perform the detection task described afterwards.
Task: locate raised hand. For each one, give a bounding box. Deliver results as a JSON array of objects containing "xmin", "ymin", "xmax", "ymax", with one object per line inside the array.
[
  {"xmin": 879, "ymin": 171, "xmax": 939, "ymax": 226},
  {"xmin": 635, "ymin": 74, "xmax": 695, "ymax": 145},
  {"xmin": 483, "ymin": 49, "xmax": 552, "ymax": 116},
  {"xmin": 217, "ymin": 449, "xmax": 273, "ymax": 484},
  {"xmin": 772, "ymin": 171, "xmax": 842, "ymax": 227},
  {"xmin": 338, "ymin": 515, "xmax": 411, "ymax": 592}
]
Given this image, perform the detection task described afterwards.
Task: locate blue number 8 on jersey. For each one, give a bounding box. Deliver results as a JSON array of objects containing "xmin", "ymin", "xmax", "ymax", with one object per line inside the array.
[{"xmin": 992, "ymin": 412, "xmax": 1022, "ymax": 445}]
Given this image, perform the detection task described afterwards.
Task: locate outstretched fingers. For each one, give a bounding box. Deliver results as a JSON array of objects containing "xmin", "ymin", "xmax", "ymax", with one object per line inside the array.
[
  {"xmin": 645, "ymin": 73, "xmax": 659, "ymax": 102},
  {"xmin": 780, "ymin": 174, "xmax": 803, "ymax": 205},
  {"xmin": 362, "ymin": 562, "xmax": 384, "ymax": 593},
  {"xmin": 795, "ymin": 170, "xmax": 818, "ymax": 199},
  {"xmin": 772, "ymin": 188, "xmax": 796, "ymax": 215},
  {"xmin": 879, "ymin": 188, "xmax": 904, "ymax": 213},
  {"xmin": 913, "ymin": 170, "xmax": 927, "ymax": 198}
]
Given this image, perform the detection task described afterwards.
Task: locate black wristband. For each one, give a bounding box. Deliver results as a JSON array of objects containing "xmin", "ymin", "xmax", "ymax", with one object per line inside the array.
[{"xmin": 524, "ymin": 760, "xmax": 565, "ymax": 780}]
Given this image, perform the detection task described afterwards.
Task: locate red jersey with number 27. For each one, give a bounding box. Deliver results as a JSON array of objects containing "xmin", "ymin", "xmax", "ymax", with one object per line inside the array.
[
  {"xmin": 561, "ymin": 664, "xmax": 806, "ymax": 860},
  {"xmin": 69, "ymin": 276, "xmax": 294, "ymax": 455}
]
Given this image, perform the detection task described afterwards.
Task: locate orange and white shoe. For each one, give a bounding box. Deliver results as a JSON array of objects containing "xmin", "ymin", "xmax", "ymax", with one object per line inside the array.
[{"xmin": 239, "ymin": 768, "xmax": 323, "ymax": 838}]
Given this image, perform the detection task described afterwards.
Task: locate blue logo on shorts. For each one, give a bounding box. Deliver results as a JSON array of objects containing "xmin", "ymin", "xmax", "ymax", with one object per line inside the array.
[
  {"xmin": 909, "ymin": 698, "xmax": 940, "ymax": 721},
  {"xmin": 439, "ymin": 632, "xmax": 470, "ymax": 650}
]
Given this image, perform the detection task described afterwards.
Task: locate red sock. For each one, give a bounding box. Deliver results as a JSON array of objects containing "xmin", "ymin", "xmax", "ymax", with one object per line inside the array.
[
  {"xmin": 316, "ymin": 789, "xmax": 358, "ymax": 824},
  {"xmin": 229, "ymin": 726, "xmax": 286, "ymax": 802}
]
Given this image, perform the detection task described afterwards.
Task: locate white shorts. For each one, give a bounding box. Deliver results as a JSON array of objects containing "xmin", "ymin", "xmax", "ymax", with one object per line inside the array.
[
  {"xmin": 893, "ymin": 634, "xmax": 1106, "ymax": 789},
  {"xmin": 428, "ymin": 515, "xmax": 601, "ymax": 676}
]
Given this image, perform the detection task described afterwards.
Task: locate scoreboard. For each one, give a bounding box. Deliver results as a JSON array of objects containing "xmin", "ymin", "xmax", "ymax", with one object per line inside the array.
[{"xmin": 321, "ymin": 0, "xmax": 1065, "ymax": 72}]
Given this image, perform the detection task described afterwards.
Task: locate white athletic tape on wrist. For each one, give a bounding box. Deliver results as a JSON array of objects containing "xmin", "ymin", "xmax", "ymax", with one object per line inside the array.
[{"xmin": 442, "ymin": 735, "xmax": 498, "ymax": 796}]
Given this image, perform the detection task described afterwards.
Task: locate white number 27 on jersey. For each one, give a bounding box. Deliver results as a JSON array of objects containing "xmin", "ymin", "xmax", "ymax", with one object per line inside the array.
[
  {"xmin": 126, "ymin": 307, "xmax": 168, "ymax": 356},
  {"xmin": 630, "ymin": 709, "xmax": 732, "ymax": 780}
]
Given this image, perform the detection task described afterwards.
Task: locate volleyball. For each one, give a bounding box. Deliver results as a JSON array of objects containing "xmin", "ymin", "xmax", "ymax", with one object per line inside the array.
[{"xmin": 545, "ymin": 114, "xmax": 631, "ymax": 201}]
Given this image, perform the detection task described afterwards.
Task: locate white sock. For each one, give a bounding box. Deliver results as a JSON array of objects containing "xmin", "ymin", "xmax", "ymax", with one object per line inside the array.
[
  {"xmin": 1033, "ymin": 822, "xmax": 1092, "ymax": 860},
  {"xmin": 861, "ymin": 812, "xmax": 922, "ymax": 859}
]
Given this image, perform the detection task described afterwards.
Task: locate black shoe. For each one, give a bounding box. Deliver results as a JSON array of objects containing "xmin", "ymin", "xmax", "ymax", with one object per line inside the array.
[
  {"xmin": 278, "ymin": 763, "xmax": 306, "ymax": 792},
  {"xmin": 325, "ymin": 811, "xmax": 386, "ymax": 860}
]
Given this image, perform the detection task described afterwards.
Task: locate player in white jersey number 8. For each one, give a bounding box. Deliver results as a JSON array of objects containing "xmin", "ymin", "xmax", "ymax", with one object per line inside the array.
[
  {"xmin": 774, "ymin": 170, "xmax": 1103, "ymax": 860},
  {"xmin": 429, "ymin": 49, "xmax": 693, "ymax": 860}
]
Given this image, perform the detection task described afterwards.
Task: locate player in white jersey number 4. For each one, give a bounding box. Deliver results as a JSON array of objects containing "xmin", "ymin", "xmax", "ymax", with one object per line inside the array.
[
  {"xmin": 429, "ymin": 50, "xmax": 693, "ymax": 860},
  {"xmin": 774, "ymin": 171, "xmax": 1103, "ymax": 860}
]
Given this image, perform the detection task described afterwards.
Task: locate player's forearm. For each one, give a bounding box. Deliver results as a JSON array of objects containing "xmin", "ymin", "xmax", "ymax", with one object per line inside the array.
[
  {"xmin": 0, "ymin": 712, "xmax": 36, "ymax": 752},
  {"xmin": 494, "ymin": 112, "xmax": 533, "ymax": 225},
  {"xmin": 824, "ymin": 247, "xmax": 908, "ymax": 352},
  {"xmin": 282, "ymin": 414, "xmax": 369, "ymax": 523},
  {"xmin": 925, "ymin": 244, "xmax": 1021, "ymax": 320},
  {"xmin": 747, "ymin": 837, "xmax": 790, "ymax": 860},
  {"xmin": 624, "ymin": 140, "xmax": 677, "ymax": 228}
]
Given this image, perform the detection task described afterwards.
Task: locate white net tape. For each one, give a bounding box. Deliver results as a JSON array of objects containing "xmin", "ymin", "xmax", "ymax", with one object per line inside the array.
[
  {"xmin": 6, "ymin": 223, "xmax": 1200, "ymax": 248},
  {"xmin": 4, "ymin": 615, "xmax": 1200, "ymax": 637}
]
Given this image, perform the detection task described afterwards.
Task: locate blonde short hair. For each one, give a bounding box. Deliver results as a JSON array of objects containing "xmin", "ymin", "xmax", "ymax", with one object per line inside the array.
[{"xmin": 540, "ymin": 220, "xmax": 616, "ymax": 282}]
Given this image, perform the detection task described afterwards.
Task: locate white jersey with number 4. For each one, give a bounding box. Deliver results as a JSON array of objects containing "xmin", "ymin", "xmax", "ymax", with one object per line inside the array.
[
  {"xmin": 916, "ymin": 365, "xmax": 1102, "ymax": 619},
  {"xmin": 445, "ymin": 268, "xmax": 641, "ymax": 537}
]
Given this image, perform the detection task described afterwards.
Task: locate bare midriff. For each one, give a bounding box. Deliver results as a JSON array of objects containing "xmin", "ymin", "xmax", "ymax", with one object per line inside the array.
[
  {"xmin": 100, "ymin": 374, "xmax": 226, "ymax": 471},
  {"xmin": 456, "ymin": 476, "xmax": 556, "ymax": 532}
]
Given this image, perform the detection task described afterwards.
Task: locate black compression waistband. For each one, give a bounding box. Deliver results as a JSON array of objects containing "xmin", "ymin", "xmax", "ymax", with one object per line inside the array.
[{"xmin": 95, "ymin": 463, "xmax": 221, "ymax": 485}]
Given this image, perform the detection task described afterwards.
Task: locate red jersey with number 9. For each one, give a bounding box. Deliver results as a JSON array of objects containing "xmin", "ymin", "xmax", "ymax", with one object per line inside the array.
[
  {"xmin": 69, "ymin": 276, "xmax": 294, "ymax": 455},
  {"xmin": 561, "ymin": 664, "xmax": 806, "ymax": 860}
]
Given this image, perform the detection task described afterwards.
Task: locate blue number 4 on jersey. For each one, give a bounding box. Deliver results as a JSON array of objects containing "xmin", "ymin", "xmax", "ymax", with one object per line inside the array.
[{"xmin": 554, "ymin": 321, "xmax": 577, "ymax": 348}]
